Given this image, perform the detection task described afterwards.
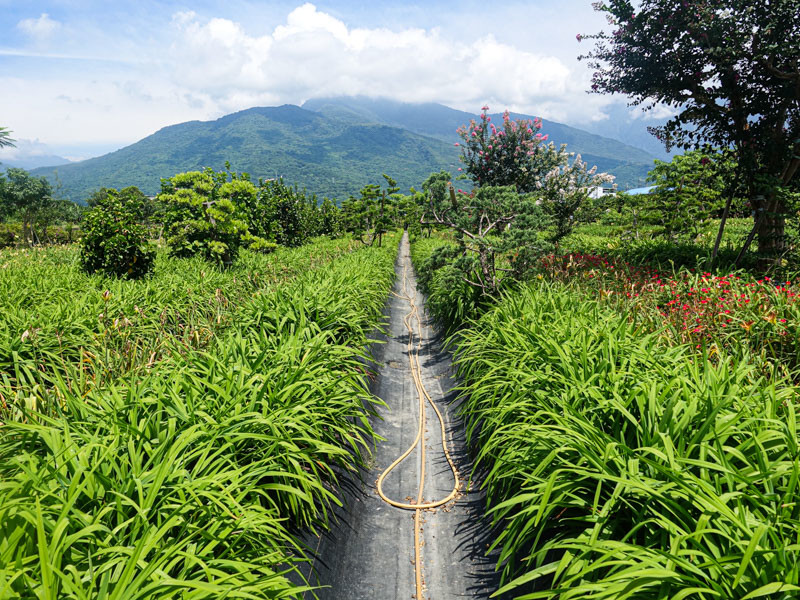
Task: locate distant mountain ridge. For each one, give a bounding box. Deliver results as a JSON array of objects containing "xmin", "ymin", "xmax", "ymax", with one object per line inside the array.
[
  {"xmin": 33, "ymin": 98, "xmax": 659, "ymax": 202},
  {"xmin": 303, "ymin": 97, "xmax": 658, "ymax": 187},
  {"xmin": 1, "ymin": 154, "xmax": 72, "ymax": 171}
]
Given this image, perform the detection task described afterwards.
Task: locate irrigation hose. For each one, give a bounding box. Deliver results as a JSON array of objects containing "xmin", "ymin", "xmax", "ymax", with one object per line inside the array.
[{"xmin": 376, "ymin": 253, "xmax": 460, "ymax": 600}]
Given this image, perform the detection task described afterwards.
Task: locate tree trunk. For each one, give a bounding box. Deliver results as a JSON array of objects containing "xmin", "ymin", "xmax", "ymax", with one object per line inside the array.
[
  {"xmin": 755, "ymin": 188, "xmax": 786, "ymax": 257},
  {"xmin": 756, "ymin": 211, "xmax": 786, "ymax": 256}
]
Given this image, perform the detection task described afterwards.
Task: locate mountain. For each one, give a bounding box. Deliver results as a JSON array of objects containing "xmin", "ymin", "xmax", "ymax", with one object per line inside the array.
[
  {"xmin": 578, "ymin": 103, "xmax": 673, "ymax": 161},
  {"xmin": 32, "ymin": 105, "xmax": 462, "ymax": 202},
  {"xmin": 33, "ymin": 99, "xmax": 659, "ymax": 202},
  {"xmin": 1, "ymin": 154, "xmax": 72, "ymax": 170},
  {"xmin": 302, "ymin": 96, "xmax": 658, "ymax": 186}
]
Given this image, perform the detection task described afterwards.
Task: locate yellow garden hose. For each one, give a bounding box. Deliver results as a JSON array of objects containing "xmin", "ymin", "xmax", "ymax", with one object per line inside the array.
[{"xmin": 376, "ymin": 255, "xmax": 460, "ymax": 599}]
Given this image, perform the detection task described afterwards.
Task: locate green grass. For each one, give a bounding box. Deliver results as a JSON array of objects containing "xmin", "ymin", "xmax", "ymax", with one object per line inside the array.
[
  {"xmin": 452, "ymin": 283, "xmax": 800, "ymax": 599},
  {"xmin": 0, "ymin": 234, "xmax": 399, "ymax": 598}
]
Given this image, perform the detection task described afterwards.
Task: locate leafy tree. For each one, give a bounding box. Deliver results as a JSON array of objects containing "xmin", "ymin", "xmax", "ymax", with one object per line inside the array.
[
  {"xmin": 318, "ymin": 198, "xmax": 342, "ymax": 237},
  {"xmin": 255, "ymin": 179, "xmax": 310, "ymax": 247},
  {"xmin": 87, "ymin": 186, "xmax": 153, "ymax": 221},
  {"xmin": 580, "ymin": 0, "xmax": 800, "ymax": 256},
  {"xmin": 421, "ymin": 184, "xmax": 550, "ymax": 294},
  {"xmin": 341, "ymin": 176, "xmax": 399, "ymax": 246},
  {"xmin": 540, "ymin": 154, "xmax": 615, "ymax": 244},
  {"xmin": 2, "ymin": 168, "xmax": 54, "ymax": 245},
  {"xmin": 644, "ymin": 149, "xmax": 736, "ymax": 242},
  {"xmin": 159, "ymin": 169, "xmax": 252, "ymax": 267},
  {"xmin": 80, "ymin": 190, "xmax": 155, "ymax": 279},
  {"xmin": 0, "ymin": 127, "xmax": 14, "ymax": 149}
]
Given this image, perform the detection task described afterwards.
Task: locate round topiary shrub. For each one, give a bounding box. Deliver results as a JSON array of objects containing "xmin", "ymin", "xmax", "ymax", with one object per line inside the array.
[{"xmin": 80, "ymin": 191, "xmax": 155, "ymax": 279}]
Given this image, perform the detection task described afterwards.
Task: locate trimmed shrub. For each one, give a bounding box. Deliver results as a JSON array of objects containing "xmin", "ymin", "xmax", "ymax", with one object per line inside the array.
[{"xmin": 80, "ymin": 191, "xmax": 154, "ymax": 279}]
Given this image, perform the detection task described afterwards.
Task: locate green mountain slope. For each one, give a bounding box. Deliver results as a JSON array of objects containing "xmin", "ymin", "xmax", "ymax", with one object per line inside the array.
[
  {"xmin": 34, "ymin": 99, "xmax": 658, "ymax": 202},
  {"xmin": 33, "ymin": 105, "xmax": 461, "ymax": 202},
  {"xmin": 303, "ymin": 97, "xmax": 657, "ymax": 187}
]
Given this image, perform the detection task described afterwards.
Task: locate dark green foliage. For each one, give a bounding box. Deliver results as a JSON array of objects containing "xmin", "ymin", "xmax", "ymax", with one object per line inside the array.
[
  {"xmin": 643, "ymin": 150, "xmax": 737, "ymax": 241},
  {"xmin": 258, "ymin": 179, "xmax": 312, "ymax": 247},
  {"xmin": 581, "ymin": 0, "xmax": 800, "ymax": 255},
  {"xmin": 80, "ymin": 190, "xmax": 155, "ymax": 279},
  {"xmin": 1, "ymin": 167, "xmax": 55, "ymax": 245},
  {"xmin": 341, "ymin": 176, "xmax": 399, "ymax": 246}
]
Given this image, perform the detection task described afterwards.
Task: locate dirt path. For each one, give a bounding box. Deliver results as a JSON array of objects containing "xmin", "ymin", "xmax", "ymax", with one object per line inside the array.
[{"xmin": 301, "ymin": 233, "xmax": 499, "ymax": 599}]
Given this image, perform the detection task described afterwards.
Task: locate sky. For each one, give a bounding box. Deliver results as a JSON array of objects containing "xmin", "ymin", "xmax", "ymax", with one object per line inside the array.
[{"xmin": 0, "ymin": 0, "xmax": 654, "ymax": 162}]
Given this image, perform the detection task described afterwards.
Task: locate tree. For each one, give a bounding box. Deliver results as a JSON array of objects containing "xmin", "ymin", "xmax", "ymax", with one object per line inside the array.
[
  {"xmin": 421, "ymin": 184, "xmax": 551, "ymax": 294},
  {"xmin": 80, "ymin": 190, "xmax": 155, "ymax": 279},
  {"xmin": 341, "ymin": 176, "xmax": 399, "ymax": 246},
  {"xmin": 456, "ymin": 108, "xmax": 563, "ymax": 192},
  {"xmin": 159, "ymin": 169, "xmax": 253, "ymax": 267},
  {"xmin": 580, "ymin": 0, "xmax": 800, "ymax": 257},
  {"xmin": 317, "ymin": 197, "xmax": 342, "ymax": 237},
  {"xmin": 643, "ymin": 149, "xmax": 738, "ymax": 243},
  {"xmin": 539, "ymin": 154, "xmax": 615, "ymax": 245},
  {"xmin": 2, "ymin": 168, "xmax": 54, "ymax": 245}
]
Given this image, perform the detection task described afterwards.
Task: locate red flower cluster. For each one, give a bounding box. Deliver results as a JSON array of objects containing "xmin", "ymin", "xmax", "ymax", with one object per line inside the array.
[{"xmin": 540, "ymin": 253, "xmax": 798, "ymax": 362}]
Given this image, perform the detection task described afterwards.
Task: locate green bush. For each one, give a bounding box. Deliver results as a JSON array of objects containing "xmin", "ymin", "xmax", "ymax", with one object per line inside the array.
[
  {"xmin": 159, "ymin": 169, "xmax": 252, "ymax": 267},
  {"xmin": 79, "ymin": 191, "xmax": 154, "ymax": 279}
]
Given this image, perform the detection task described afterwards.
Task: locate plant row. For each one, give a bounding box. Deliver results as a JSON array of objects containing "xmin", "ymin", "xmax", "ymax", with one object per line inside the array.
[
  {"xmin": 1, "ymin": 237, "xmax": 363, "ymax": 416},
  {"xmin": 0, "ymin": 234, "xmax": 398, "ymax": 598},
  {"xmin": 454, "ymin": 283, "xmax": 800, "ymax": 599}
]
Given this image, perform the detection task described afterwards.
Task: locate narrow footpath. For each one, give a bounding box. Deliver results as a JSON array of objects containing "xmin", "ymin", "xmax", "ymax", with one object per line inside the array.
[{"xmin": 302, "ymin": 233, "xmax": 499, "ymax": 599}]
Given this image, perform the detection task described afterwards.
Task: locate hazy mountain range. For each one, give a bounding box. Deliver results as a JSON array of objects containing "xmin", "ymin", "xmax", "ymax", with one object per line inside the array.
[{"xmin": 29, "ymin": 97, "xmax": 666, "ymax": 202}]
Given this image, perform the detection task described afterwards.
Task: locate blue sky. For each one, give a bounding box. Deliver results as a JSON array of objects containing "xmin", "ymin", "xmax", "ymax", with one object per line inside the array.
[{"xmin": 0, "ymin": 1, "xmax": 662, "ymax": 161}]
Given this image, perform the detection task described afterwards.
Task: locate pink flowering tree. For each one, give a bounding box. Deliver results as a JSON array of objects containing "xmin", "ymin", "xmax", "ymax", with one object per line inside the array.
[
  {"xmin": 456, "ymin": 107, "xmax": 563, "ymax": 192},
  {"xmin": 419, "ymin": 107, "xmax": 615, "ymax": 295},
  {"xmin": 540, "ymin": 154, "xmax": 615, "ymax": 243}
]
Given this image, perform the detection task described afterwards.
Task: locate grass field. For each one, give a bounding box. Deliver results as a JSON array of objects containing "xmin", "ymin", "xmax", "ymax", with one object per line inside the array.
[
  {"xmin": 0, "ymin": 234, "xmax": 398, "ymax": 599},
  {"xmin": 411, "ymin": 227, "xmax": 800, "ymax": 599}
]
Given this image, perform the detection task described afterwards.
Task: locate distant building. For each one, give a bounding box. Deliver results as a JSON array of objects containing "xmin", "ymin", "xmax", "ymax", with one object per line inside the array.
[{"xmin": 588, "ymin": 186, "xmax": 617, "ymax": 199}]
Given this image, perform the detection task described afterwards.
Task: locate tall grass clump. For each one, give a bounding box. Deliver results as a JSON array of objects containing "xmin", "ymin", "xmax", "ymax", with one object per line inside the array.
[
  {"xmin": 454, "ymin": 283, "xmax": 800, "ymax": 599},
  {"xmin": 0, "ymin": 237, "xmax": 363, "ymax": 419},
  {"xmin": 0, "ymin": 235, "xmax": 398, "ymax": 598}
]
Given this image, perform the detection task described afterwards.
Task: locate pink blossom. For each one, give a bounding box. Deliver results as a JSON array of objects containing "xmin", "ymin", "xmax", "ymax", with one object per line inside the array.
[
  {"xmin": 527, "ymin": 128, "xmax": 533, "ymax": 134},
  {"xmin": 454, "ymin": 142, "xmax": 460, "ymax": 146},
  {"xmin": 458, "ymin": 167, "xmax": 463, "ymax": 171},
  {"xmin": 458, "ymin": 189, "xmax": 464, "ymax": 193},
  {"xmin": 576, "ymin": 33, "xmax": 582, "ymax": 42},
  {"xmin": 481, "ymin": 105, "xmax": 490, "ymax": 111}
]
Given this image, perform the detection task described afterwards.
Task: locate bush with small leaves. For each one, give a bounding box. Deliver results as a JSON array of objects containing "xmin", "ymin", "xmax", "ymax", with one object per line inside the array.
[{"xmin": 80, "ymin": 190, "xmax": 155, "ymax": 279}]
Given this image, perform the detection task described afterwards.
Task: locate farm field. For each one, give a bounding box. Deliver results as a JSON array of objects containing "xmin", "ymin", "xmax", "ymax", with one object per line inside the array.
[
  {"xmin": 412, "ymin": 232, "xmax": 800, "ymax": 599},
  {"xmin": 0, "ymin": 235, "xmax": 399, "ymax": 598}
]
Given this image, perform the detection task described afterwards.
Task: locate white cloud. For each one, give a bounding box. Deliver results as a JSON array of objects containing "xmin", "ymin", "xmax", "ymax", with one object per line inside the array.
[
  {"xmin": 17, "ymin": 13, "xmax": 61, "ymax": 41},
  {"xmin": 168, "ymin": 3, "xmax": 610, "ymax": 122},
  {"xmin": 2, "ymin": 2, "xmax": 619, "ymax": 156},
  {"xmin": 630, "ymin": 104, "xmax": 677, "ymax": 121}
]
